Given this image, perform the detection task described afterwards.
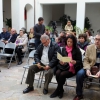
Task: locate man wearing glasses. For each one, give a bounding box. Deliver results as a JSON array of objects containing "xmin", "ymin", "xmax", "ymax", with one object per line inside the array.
[
  {"xmin": 23, "ymin": 34, "xmax": 59, "ymax": 95},
  {"xmin": 73, "ymin": 33, "xmax": 100, "ymax": 100}
]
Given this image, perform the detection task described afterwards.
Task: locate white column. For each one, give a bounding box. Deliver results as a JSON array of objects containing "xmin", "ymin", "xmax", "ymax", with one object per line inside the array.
[
  {"xmin": 0, "ymin": 0, "xmax": 3, "ymax": 32},
  {"xmin": 76, "ymin": 2, "xmax": 85, "ymax": 31},
  {"xmin": 35, "ymin": 0, "xmax": 43, "ymax": 24},
  {"xmin": 11, "ymin": 0, "xmax": 20, "ymax": 33}
]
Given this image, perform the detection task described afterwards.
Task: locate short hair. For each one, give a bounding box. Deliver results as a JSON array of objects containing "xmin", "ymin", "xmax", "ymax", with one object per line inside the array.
[
  {"xmin": 65, "ymin": 34, "xmax": 77, "ymax": 48},
  {"xmin": 96, "ymin": 32, "xmax": 100, "ymax": 36},
  {"xmin": 21, "ymin": 27, "xmax": 26, "ymax": 33},
  {"xmin": 40, "ymin": 34, "xmax": 49, "ymax": 40},
  {"xmin": 85, "ymin": 30, "xmax": 91, "ymax": 36},
  {"xmin": 60, "ymin": 31, "xmax": 66, "ymax": 34},
  {"xmin": 20, "ymin": 29, "xmax": 25, "ymax": 34},
  {"xmin": 78, "ymin": 33, "xmax": 87, "ymax": 41},
  {"xmin": 38, "ymin": 17, "xmax": 44, "ymax": 22}
]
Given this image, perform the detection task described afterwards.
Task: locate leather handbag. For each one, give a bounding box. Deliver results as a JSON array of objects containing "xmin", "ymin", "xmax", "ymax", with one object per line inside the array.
[{"xmin": 90, "ymin": 66, "xmax": 100, "ymax": 75}]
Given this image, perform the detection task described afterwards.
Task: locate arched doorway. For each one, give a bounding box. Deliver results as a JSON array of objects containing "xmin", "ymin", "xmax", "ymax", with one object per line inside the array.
[{"xmin": 24, "ymin": 4, "xmax": 34, "ymax": 32}]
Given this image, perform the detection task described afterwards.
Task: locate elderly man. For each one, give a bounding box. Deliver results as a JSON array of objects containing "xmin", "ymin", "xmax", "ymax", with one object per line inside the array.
[
  {"xmin": 73, "ymin": 33, "xmax": 100, "ymax": 100},
  {"xmin": 4, "ymin": 28, "xmax": 17, "ymax": 44},
  {"xmin": 23, "ymin": 34, "xmax": 59, "ymax": 94},
  {"xmin": 5, "ymin": 28, "xmax": 17, "ymax": 63},
  {"xmin": 0, "ymin": 27, "xmax": 10, "ymax": 41}
]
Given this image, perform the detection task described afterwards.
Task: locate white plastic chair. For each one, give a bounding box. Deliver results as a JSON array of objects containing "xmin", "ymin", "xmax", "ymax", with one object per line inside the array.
[{"xmin": 0, "ymin": 43, "xmax": 17, "ymax": 69}]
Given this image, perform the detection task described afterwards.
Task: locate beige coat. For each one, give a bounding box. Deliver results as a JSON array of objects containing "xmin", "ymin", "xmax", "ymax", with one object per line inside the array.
[
  {"xmin": 83, "ymin": 44, "xmax": 96, "ymax": 70},
  {"xmin": 15, "ymin": 34, "xmax": 28, "ymax": 52},
  {"xmin": 65, "ymin": 25, "xmax": 73, "ymax": 32}
]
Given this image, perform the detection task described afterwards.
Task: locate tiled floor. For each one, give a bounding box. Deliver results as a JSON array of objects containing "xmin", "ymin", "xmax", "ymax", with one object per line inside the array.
[{"xmin": 0, "ymin": 58, "xmax": 100, "ymax": 100}]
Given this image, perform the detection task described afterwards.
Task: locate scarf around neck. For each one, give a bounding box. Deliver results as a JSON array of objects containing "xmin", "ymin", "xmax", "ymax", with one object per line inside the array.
[{"xmin": 66, "ymin": 46, "xmax": 75, "ymax": 74}]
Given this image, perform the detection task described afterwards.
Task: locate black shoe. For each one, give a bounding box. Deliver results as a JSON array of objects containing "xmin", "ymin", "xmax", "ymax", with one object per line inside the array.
[
  {"xmin": 43, "ymin": 89, "xmax": 48, "ymax": 95},
  {"xmin": 17, "ymin": 61, "xmax": 22, "ymax": 65},
  {"xmin": 58, "ymin": 89, "xmax": 64, "ymax": 99},
  {"xmin": 23, "ymin": 86, "xmax": 34, "ymax": 94},
  {"xmin": 50, "ymin": 89, "xmax": 59, "ymax": 98}
]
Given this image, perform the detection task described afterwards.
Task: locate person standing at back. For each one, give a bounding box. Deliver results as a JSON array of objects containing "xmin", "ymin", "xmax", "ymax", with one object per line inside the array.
[{"xmin": 34, "ymin": 17, "xmax": 45, "ymax": 49}]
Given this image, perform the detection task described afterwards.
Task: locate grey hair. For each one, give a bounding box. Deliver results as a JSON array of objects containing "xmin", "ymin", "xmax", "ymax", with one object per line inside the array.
[{"xmin": 40, "ymin": 34, "xmax": 50, "ymax": 40}]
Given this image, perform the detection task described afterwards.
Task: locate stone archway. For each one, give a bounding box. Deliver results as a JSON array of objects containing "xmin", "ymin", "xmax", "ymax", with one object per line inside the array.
[{"xmin": 24, "ymin": 4, "xmax": 34, "ymax": 32}]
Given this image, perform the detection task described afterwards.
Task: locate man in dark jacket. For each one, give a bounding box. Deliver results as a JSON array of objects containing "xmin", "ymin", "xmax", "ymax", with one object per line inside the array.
[
  {"xmin": 0, "ymin": 27, "xmax": 10, "ymax": 41},
  {"xmin": 34, "ymin": 17, "xmax": 45, "ymax": 49},
  {"xmin": 4, "ymin": 28, "xmax": 18, "ymax": 63},
  {"xmin": 23, "ymin": 34, "xmax": 59, "ymax": 95}
]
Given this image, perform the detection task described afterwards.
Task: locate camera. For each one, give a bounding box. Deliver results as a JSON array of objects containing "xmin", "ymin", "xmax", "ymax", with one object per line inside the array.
[{"xmin": 51, "ymin": 21, "xmax": 57, "ymax": 31}]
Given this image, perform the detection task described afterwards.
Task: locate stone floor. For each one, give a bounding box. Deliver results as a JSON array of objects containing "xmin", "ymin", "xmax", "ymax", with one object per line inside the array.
[{"xmin": 0, "ymin": 58, "xmax": 100, "ymax": 100}]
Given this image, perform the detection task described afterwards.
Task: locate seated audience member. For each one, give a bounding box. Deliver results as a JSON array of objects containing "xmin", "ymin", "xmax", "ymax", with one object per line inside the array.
[
  {"xmin": 15, "ymin": 29, "xmax": 28, "ymax": 65},
  {"xmin": 85, "ymin": 30, "xmax": 94, "ymax": 44},
  {"xmin": 4, "ymin": 28, "xmax": 18, "ymax": 63},
  {"xmin": 50, "ymin": 35, "xmax": 83, "ymax": 98},
  {"xmin": 4, "ymin": 28, "xmax": 17, "ymax": 44},
  {"xmin": 23, "ymin": 34, "xmax": 59, "ymax": 95},
  {"xmin": 77, "ymin": 33, "xmax": 89, "ymax": 51},
  {"xmin": 50, "ymin": 30, "xmax": 58, "ymax": 42},
  {"xmin": 44, "ymin": 29, "xmax": 50, "ymax": 37},
  {"xmin": 28, "ymin": 28, "xmax": 34, "ymax": 39},
  {"xmin": 73, "ymin": 33, "xmax": 100, "ymax": 100},
  {"xmin": 65, "ymin": 21, "xmax": 73, "ymax": 33},
  {"xmin": 0, "ymin": 27, "xmax": 10, "ymax": 41},
  {"xmin": 57, "ymin": 31, "xmax": 66, "ymax": 47}
]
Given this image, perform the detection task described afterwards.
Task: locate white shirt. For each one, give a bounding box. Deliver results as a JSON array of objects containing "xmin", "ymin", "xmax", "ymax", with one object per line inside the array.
[{"xmin": 41, "ymin": 44, "xmax": 50, "ymax": 65}]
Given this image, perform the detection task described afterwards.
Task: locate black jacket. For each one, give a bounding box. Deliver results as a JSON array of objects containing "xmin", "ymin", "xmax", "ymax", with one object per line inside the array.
[
  {"xmin": 9, "ymin": 33, "xmax": 18, "ymax": 43},
  {"xmin": 57, "ymin": 47, "xmax": 83, "ymax": 73},
  {"xmin": 34, "ymin": 42, "xmax": 60, "ymax": 68},
  {"xmin": 34, "ymin": 24, "xmax": 45, "ymax": 39}
]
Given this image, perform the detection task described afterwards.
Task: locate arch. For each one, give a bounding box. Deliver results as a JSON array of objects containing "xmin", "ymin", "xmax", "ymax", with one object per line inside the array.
[{"xmin": 24, "ymin": 3, "xmax": 34, "ymax": 32}]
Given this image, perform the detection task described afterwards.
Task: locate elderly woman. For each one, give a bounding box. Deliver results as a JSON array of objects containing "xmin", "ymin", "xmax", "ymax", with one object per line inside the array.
[
  {"xmin": 15, "ymin": 29, "xmax": 28, "ymax": 65},
  {"xmin": 50, "ymin": 35, "xmax": 83, "ymax": 98}
]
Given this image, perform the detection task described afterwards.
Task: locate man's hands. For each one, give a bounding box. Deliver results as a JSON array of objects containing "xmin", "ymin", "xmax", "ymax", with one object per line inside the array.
[
  {"xmin": 86, "ymin": 69, "xmax": 91, "ymax": 76},
  {"xmin": 86, "ymin": 69, "xmax": 100, "ymax": 78},
  {"xmin": 37, "ymin": 63, "xmax": 50, "ymax": 70},
  {"xmin": 96, "ymin": 71, "xmax": 100, "ymax": 78}
]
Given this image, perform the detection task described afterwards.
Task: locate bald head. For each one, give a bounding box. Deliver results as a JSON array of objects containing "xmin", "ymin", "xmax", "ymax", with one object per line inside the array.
[
  {"xmin": 11, "ymin": 28, "xmax": 16, "ymax": 35},
  {"xmin": 40, "ymin": 34, "xmax": 50, "ymax": 46}
]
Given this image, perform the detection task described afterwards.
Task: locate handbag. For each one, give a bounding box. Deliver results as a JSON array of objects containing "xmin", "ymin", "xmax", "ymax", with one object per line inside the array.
[
  {"xmin": 90, "ymin": 66, "xmax": 100, "ymax": 75},
  {"xmin": 17, "ymin": 45, "xmax": 24, "ymax": 49}
]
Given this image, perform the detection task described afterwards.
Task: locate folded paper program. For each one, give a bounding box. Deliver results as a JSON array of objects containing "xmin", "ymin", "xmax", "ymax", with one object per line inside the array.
[{"xmin": 57, "ymin": 52, "xmax": 71, "ymax": 63}]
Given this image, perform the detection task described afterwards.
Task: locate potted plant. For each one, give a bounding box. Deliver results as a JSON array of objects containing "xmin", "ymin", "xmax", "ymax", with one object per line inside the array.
[{"xmin": 5, "ymin": 18, "xmax": 12, "ymax": 31}]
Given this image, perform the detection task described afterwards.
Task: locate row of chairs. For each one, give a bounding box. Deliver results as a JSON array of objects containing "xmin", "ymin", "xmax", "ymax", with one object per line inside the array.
[{"xmin": 0, "ymin": 41, "xmax": 17, "ymax": 69}]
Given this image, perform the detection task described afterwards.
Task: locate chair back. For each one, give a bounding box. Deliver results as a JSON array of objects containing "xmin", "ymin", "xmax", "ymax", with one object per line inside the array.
[
  {"xmin": 29, "ymin": 38, "xmax": 35, "ymax": 44},
  {"xmin": 0, "ymin": 41, "xmax": 5, "ymax": 53},
  {"xmin": 27, "ymin": 50, "xmax": 36, "ymax": 64},
  {"xmin": 5, "ymin": 43, "xmax": 16, "ymax": 49}
]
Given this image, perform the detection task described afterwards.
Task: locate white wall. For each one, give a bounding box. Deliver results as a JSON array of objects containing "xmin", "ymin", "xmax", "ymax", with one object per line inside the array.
[
  {"xmin": 86, "ymin": 3, "xmax": 100, "ymax": 35},
  {"xmin": 43, "ymin": 5, "xmax": 52, "ymax": 26},
  {"xmin": 11, "ymin": 0, "xmax": 34, "ymax": 33},
  {"xmin": 3, "ymin": 0, "xmax": 11, "ymax": 28},
  {"xmin": 26, "ymin": 4, "xmax": 34, "ymax": 32},
  {"xmin": 0, "ymin": 0, "xmax": 3, "ymax": 32},
  {"xmin": 64, "ymin": 4, "xmax": 77, "ymax": 20},
  {"xmin": 52, "ymin": 4, "xmax": 64, "ymax": 21}
]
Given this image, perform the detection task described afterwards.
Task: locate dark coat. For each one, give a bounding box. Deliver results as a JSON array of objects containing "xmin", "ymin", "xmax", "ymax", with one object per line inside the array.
[
  {"xmin": 9, "ymin": 33, "xmax": 18, "ymax": 43},
  {"xmin": 34, "ymin": 41, "xmax": 60, "ymax": 68},
  {"xmin": 57, "ymin": 47, "xmax": 83, "ymax": 73},
  {"xmin": 0, "ymin": 31, "xmax": 10, "ymax": 40},
  {"xmin": 77, "ymin": 41, "xmax": 89, "ymax": 51}
]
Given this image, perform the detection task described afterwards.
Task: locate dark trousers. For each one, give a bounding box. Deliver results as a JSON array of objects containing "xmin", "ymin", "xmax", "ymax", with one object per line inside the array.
[
  {"xmin": 15, "ymin": 47, "xmax": 23, "ymax": 61},
  {"xmin": 26, "ymin": 65, "xmax": 54, "ymax": 90},
  {"xmin": 76, "ymin": 69, "xmax": 87, "ymax": 96},
  {"xmin": 56, "ymin": 69, "xmax": 74, "ymax": 91},
  {"xmin": 5, "ymin": 48, "xmax": 14, "ymax": 60},
  {"xmin": 35, "ymin": 38, "xmax": 41, "ymax": 49}
]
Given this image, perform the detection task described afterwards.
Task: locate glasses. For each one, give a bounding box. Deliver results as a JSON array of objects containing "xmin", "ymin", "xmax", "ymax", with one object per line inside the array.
[
  {"xmin": 42, "ymin": 40, "xmax": 47, "ymax": 45},
  {"xmin": 95, "ymin": 38, "xmax": 100, "ymax": 41}
]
